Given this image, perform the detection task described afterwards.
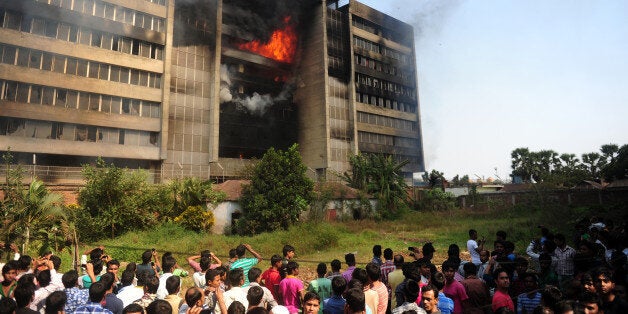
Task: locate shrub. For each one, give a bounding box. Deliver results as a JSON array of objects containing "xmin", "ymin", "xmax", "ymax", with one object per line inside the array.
[{"xmin": 174, "ymin": 205, "xmax": 215, "ymax": 233}]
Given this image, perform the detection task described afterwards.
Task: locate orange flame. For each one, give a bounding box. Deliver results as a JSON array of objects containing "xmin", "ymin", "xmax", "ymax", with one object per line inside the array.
[{"xmin": 238, "ymin": 17, "xmax": 296, "ymax": 63}]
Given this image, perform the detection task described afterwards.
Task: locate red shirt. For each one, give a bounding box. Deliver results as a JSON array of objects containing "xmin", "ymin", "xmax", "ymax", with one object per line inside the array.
[
  {"xmin": 492, "ymin": 290, "xmax": 514, "ymax": 312},
  {"xmin": 261, "ymin": 268, "xmax": 281, "ymax": 301}
]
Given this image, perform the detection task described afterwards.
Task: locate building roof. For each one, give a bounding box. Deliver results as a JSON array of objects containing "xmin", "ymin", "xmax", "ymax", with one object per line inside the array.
[
  {"xmin": 213, "ymin": 180, "xmax": 250, "ymax": 201},
  {"xmin": 313, "ymin": 181, "xmax": 370, "ymax": 199}
]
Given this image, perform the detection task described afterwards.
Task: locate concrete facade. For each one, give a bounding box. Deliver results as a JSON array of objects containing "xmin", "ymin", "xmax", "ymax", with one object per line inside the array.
[{"xmin": 0, "ymin": 0, "xmax": 424, "ymax": 183}]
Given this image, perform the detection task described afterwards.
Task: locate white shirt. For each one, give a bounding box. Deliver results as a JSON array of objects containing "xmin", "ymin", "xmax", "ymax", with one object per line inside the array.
[
  {"xmin": 467, "ymin": 239, "xmax": 480, "ymax": 264},
  {"xmin": 156, "ymin": 273, "xmax": 173, "ymax": 299},
  {"xmin": 117, "ymin": 285, "xmax": 145, "ymax": 307}
]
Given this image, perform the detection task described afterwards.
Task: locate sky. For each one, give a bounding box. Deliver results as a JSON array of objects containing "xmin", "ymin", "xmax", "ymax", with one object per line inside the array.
[{"xmin": 359, "ymin": 0, "xmax": 628, "ymax": 181}]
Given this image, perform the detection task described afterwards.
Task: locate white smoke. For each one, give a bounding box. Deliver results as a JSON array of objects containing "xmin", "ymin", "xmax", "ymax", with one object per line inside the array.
[{"xmin": 219, "ymin": 64, "xmax": 293, "ymax": 116}]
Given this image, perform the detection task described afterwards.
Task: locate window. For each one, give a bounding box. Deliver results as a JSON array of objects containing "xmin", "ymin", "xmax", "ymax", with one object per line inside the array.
[
  {"xmin": 53, "ymin": 55, "xmax": 65, "ymax": 73},
  {"xmin": 77, "ymin": 59, "xmax": 88, "ymax": 76},
  {"xmin": 2, "ymin": 46, "xmax": 16, "ymax": 64},
  {"xmin": 57, "ymin": 23, "xmax": 70, "ymax": 41},
  {"xmin": 4, "ymin": 11, "xmax": 22, "ymax": 30},
  {"xmin": 79, "ymin": 28, "xmax": 91, "ymax": 45},
  {"xmin": 140, "ymin": 42, "xmax": 151, "ymax": 58},
  {"xmin": 30, "ymin": 85, "xmax": 42, "ymax": 104},
  {"xmin": 100, "ymin": 95, "xmax": 111, "ymax": 113},
  {"xmin": 42, "ymin": 87, "xmax": 55, "ymax": 106},
  {"xmin": 28, "ymin": 51, "xmax": 41, "ymax": 69},
  {"xmin": 88, "ymin": 94, "xmax": 99, "ymax": 111},
  {"xmin": 91, "ymin": 31, "xmax": 101, "ymax": 47},
  {"xmin": 16, "ymin": 48, "xmax": 29, "ymax": 67},
  {"xmin": 42, "ymin": 53, "xmax": 53, "ymax": 71},
  {"xmin": 66, "ymin": 57, "xmax": 77, "ymax": 75},
  {"xmin": 119, "ymin": 67, "xmax": 129, "ymax": 83},
  {"xmin": 55, "ymin": 89, "xmax": 66, "ymax": 107},
  {"xmin": 111, "ymin": 97, "xmax": 121, "ymax": 114},
  {"xmin": 31, "ymin": 18, "xmax": 46, "ymax": 35},
  {"xmin": 98, "ymin": 63, "xmax": 109, "ymax": 80},
  {"xmin": 45, "ymin": 20, "xmax": 58, "ymax": 37},
  {"xmin": 3, "ymin": 81, "xmax": 17, "ymax": 101},
  {"xmin": 66, "ymin": 90, "xmax": 78, "ymax": 108},
  {"xmin": 20, "ymin": 16, "xmax": 32, "ymax": 33},
  {"xmin": 16, "ymin": 83, "xmax": 30, "ymax": 103},
  {"xmin": 110, "ymin": 65, "xmax": 120, "ymax": 82},
  {"xmin": 78, "ymin": 92, "xmax": 89, "ymax": 110},
  {"xmin": 101, "ymin": 33, "xmax": 113, "ymax": 49}
]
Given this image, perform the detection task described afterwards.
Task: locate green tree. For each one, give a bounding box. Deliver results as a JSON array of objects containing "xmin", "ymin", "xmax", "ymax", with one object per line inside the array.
[
  {"xmin": 168, "ymin": 177, "xmax": 224, "ymax": 220},
  {"xmin": 6, "ymin": 180, "xmax": 66, "ymax": 254},
  {"xmin": 581, "ymin": 152, "xmax": 603, "ymax": 178},
  {"xmin": 601, "ymin": 144, "xmax": 628, "ymax": 181},
  {"xmin": 344, "ymin": 154, "xmax": 409, "ymax": 218},
  {"xmin": 237, "ymin": 144, "xmax": 314, "ymax": 235},
  {"xmin": 600, "ymin": 144, "xmax": 619, "ymax": 165},
  {"xmin": 77, "ymin": 158, "xmax": 170, "ymax": 240}
]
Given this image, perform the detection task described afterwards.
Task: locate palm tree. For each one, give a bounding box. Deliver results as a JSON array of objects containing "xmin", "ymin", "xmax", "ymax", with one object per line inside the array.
[{"xmin": 11, "ymin": 180, "xmax": 65, "ymax": 253}]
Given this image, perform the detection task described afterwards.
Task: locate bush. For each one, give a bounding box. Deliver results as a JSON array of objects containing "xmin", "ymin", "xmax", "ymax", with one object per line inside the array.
[{"xmin": 174, "ymin": 205, "xmax": 215, "ymax": 233}]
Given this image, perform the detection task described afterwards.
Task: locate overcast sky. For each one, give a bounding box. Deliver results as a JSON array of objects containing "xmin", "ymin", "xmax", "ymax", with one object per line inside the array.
[{"xmin": 359, "ymin": 0, "xmax": 628, "ymax": 181}]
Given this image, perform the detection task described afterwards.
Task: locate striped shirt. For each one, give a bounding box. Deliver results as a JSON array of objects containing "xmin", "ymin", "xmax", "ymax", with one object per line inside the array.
[
  {"xmin": 516, "ymin": 292, "xmax": 541, "ymax": 314},
  {"xmin": 230, "ymin": 257, "xmax": 259, "ymax": 287},
  {"xmin": 371, "ymin": 281, "xmax": 389, "ymax": 314},
  {"xmin": 380, "ymin": 261, "xmax": 396, "ymax": 284}
]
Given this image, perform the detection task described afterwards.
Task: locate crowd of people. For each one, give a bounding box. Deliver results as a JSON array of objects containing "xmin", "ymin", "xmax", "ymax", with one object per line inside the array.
[{"xmin": 0, "ymin": 216, "xmax": 626, "ymax": 314}]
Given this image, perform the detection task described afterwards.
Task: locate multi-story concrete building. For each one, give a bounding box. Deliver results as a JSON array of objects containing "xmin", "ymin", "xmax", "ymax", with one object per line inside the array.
[{"xmin": 0, "ymin": 0, "xmax": 424, "ymax": 183}]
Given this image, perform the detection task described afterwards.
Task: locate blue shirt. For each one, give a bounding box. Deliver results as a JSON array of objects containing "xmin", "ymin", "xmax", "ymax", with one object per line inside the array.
[
  {"xmin": 64, "ymin": 287, "xmax": 89, "ymax": 313},
  {"xmin": 74, "ymin": 302, "xmax": 114, "ymax": 314},
  {"xmin": 438, "ymin": 291, "xmax": 455, "ymax": 314},
  {"xmin": 323, "ymin": 295, "xmax": 346, "ymax": 314}
]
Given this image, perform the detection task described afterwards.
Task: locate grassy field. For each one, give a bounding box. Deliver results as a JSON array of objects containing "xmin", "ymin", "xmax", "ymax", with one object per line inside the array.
[{"xmin": 51, "ymin": 203, "xmax": 601, "ymax": 290}]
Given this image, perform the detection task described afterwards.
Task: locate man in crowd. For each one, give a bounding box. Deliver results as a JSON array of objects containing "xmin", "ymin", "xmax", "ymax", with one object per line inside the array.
[
  {"xmin": 342, "ymin": 254, "xmax": 357, "ymax": 284},
  {"xmin": 261, "ymin": 255, "xmax": 282, "ymax": 301},
  {"xmin": 467, "ymin": 230, "xmax": 485, "ymax": 266},
  {"xmin": 323, "ymin": 276, "xmax": 346, "ymax": 314},
  {"xmin": 247, "ymin": 267, "xmax": 278, "ymax": 308},
  {"xmin": 307, "ymin": 263, "xmax": 331, "ymax": 313},
  {"xmin": 75, "ymin": 281, "xmax": 113, "ymax": 314},
  {"xmin": 230, "ymin": 244, "xmax": 263, "ymax": 287},
  {"xmin": 491, "ymin": 269, "xmax": 514, "ymax": 313}
]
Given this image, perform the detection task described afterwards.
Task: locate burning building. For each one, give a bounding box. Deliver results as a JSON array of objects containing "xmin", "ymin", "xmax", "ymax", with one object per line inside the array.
[{"xmin": 0, "ymin": 0, "xmax": 424, "ymax": 182}]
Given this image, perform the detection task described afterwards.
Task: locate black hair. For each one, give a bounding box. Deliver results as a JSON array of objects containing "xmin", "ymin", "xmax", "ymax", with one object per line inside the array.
[
  {"xmin": 344, "ymin": 288, "xmax": 365, "ymax": 313},
  {"xmin": 383, "ymin": 248, "xmax": 393, "ymax": 260},
  {"xmin": 0, "ymin": 297, "xmax": 17, "ymax": 314},
  {"xmin": 463, "ymin": 262, "xmax": 478, "ymax": 277},
  {"xmin": 145, "ymin": 276, "xmax": 160, "ymax": 294},
  {"xmin": 146, "ymin": 299, "xmax": 173, "ymax": 314},
  {"xmin": 107, "ymin": 259, "xmax": 121, "ymax": 269},
  {"xmin": 447, "ymin": 244, "xmax": 460, "ymax": 257},
  {"xmin": 304, "ymin": 291, "xmax": 320, "ymax": 303},
  {"xmin": 100, "ymin": 272, "xmax": 115, "ymax": 290},
  {"xmin": 37, "ymin": 269, "xmax": 52, "ymax": 288},
  {"xmin": 44, "ymin": 291, "xmax": 67, "ymax": 314},
  {"xmin": 372, "ymin": 245, "xmax": 382, "ymax": 257},
  {"xmin": 123, "ymin": 303, "xmax": 145, "ymax": 314},
  {"xmin": 345, "ymin": 253, "xmax": 356, "ymax": 266},
  {"xmin": 229, "ymin": 249, "xmax": 238, "ymax": 259},
  {"xmin": 200, "ymin": 256, "xmax": 211, "ymax": 272},
  {"xmin": 330, "ymin": 259, "xmax": 341, "ymax": 271},
  {"xmin": 206, "ymin": 268, "xmax": 222, "ymax": 285},
  {"xmin": 162, "ymin": 255, "xmax": 176, "ymax": 273},
  {"xmin": 393, "ymin": 255, "xmax": 404, "ymax": 266},
  {"xmin": 185, "ymin": 287, "xmax": 203, "ymax": 307},
  {"xmin": 331, "ymin": 276, "xmax": 347, "ymax": 296},
  {"xmin": 431, "ymin": 272, "xmax": 445, "ymax": 290},
  {"xmin": 228, "ymin": 301, "xmax": 246, "ymax": 314},
  {"xmin": 166, "ymin": 275, "xmax": 181, "ymax": 295},
  {"xmin": 49, "ymin": 255, "xmax": 62, "ymax": 270},
  {"xmin": 347, "ymin": 279, "xmax": 363, "ymax": 291},
  {"xmin": 14, "ymin": 280, "xmax": 36, "ymax": 308},
  {"xmin": 441, "ymin": 260, "xmax": 457, "ymax": 272},
  {"xmin": 142, "ymin": 250, "xmax": 153, "ymax": 264},
  {"xmin": 126, "ymin": 262, "xmax": 137, "ymax": 273},
  {"xmin": 421, "ymin": 284, "xmax": 440, "ymax": 299},
  {"xmin": 496, "ymin": 230, "xmax": 507, "ymax": 239},
  {"xmin": 248, "ymin": 307, "xmax": 269, "ymax": 314},
  {"xmin": 422, "ymin": 243, "xmax": 435, "ymax": 256},
  {"xmin": 62, "ymin": 269, "xmax": 79, "ymax": 288},
  {"xmin": 17, "ymin": 255, "xmax": 32, "ymax": 271},
  {"xmin": 316, "ymin": 263, "xmax": 327, "ymax": 276},
  {"xmin": 89, "ymin": 281, "xmax": 108, "ymax": 303},
  {"xmin": 247, "ymin": 285, "xmax": 264, "ymax": 306},
  {"xmin": 89, "ymin": 247, "xmax": 104, "ymax": 261},
  {"xmin": 2, "ymin": 260, "xmax": 18, "ymax": 276},
  {"xmin": 286, "ymin": 261, "xmax": 299, "ymax": 274},
  {"xmin": 236, "ymin": 245, "xmax": 246, "ymax": 257},
  {"xmin": 469, "ymin": 229, "xmax": 477, "ymax": 237},
  {"xmin": 270, "ymin": 254, "xmax": 282, "ymax": 265},
  {"xmin": 365, "ymin": 263, "xmax": 380, "ymax": 281},
  {"xmin": 248, "ymin": 267, "xmax": 262, "ymax": 283},
  {"xmin": 403, "ymin": 279, "xmax": 419, "ymax": 301},
  {"xmin": 228, "ymin": 268, "xmax": 245, "ymax": 287},
  {"xmin": 541, "ymin": 285, "xmax": 562, "ymax": 311},
  {"xmin": 121, "ymin": 269, "xmax": 135, "ymax": 286},
  {"xmin": 352, "ymin": 268, "xmax": 368, "ymax": 285},
  {"xmin": 282, "ymin": 244, "xmax": 295, "ymax": 257}
]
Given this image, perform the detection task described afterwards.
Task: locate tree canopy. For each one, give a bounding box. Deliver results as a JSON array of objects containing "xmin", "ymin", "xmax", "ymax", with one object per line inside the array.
[{"xmin": 236, "ymin": 144, "xmax": 314, "ymax": 235}]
